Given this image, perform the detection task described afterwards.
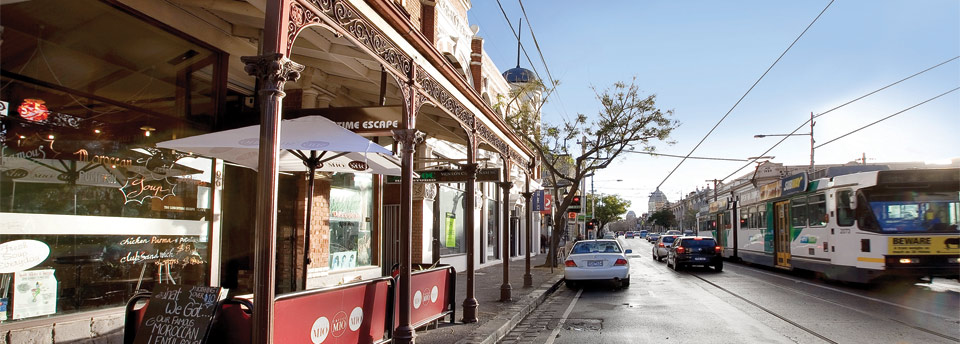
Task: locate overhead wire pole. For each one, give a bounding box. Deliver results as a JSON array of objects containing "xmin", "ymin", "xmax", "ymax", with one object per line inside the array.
[
  {"xmin": 720, "ymin": 56, "xmax": 960, "ymax": 181},
  {"xmin": 655, "ymin": 0, "xmax": 834, "ymax": 190}
]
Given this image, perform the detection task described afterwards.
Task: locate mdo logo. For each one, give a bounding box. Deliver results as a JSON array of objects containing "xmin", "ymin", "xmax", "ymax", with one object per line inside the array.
[
  {"xmin": 413, "ymin": 291, "xmax": 423, "ymax": 309},
  {"xmin": 349, "ymin": 307, "xmax": 363, "ymax": 331},
  {"xmin": 332, "ymin": 311, "xmax": 349, "ymax": 337},
  {"xmin": 310, "ymin": 317, "xmax": 329, "ymax": 344},
  {"xmin": 431, "ymin": 286, "xmax": 439, "ymax": 303}
]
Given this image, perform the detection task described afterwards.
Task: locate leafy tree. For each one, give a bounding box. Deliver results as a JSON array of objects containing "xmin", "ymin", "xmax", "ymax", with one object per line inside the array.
[
  {"xmin": 500, "ymin": 78, "xmax": 679, "ymax": 267},
  {"xmin": 682, "ymin": 207, "xmax": 698, "ymax": 230},
  {"xmin": 648, "ymin": 209, "xmax": 676, "ymax": 230},
  {"xmin": 592, "ymin": 194, "xmax": 631, "ymax": 232}
]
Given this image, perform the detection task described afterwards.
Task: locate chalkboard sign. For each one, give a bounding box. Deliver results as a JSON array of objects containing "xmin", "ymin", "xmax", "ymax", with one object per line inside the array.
[{"xmin": 133, "ymin": 285, "xmax": 228, "ymax": 344}]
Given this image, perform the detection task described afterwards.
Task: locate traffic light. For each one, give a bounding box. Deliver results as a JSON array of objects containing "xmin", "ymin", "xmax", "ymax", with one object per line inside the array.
[
  {"xmin": 570, "ymin": 195, "xmax": 582, "ymax": 210},
  {"xmin": 586, "ymin": 219, "xmax": 596, "ymax": 230}
]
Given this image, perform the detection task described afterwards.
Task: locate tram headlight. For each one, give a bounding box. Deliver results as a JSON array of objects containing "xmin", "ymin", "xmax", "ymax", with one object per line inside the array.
[
  {"xmin": 898, "ymin": 258, "xmax": 918, "ymax": 264},
  {"xmin": 949, "ymin": 257, "xmax": 960, "ymax": 264}
]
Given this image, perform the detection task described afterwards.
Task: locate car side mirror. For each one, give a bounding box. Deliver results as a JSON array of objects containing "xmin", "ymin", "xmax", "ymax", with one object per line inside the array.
[{"xmin": 625, "ymin": 249, "xmax": 633, "ymax": 254}]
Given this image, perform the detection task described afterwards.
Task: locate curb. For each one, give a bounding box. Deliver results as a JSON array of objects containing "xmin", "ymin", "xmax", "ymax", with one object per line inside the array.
[{"xmin": 455, "ymin": 274, "xmax": 565, "ymax": 344}]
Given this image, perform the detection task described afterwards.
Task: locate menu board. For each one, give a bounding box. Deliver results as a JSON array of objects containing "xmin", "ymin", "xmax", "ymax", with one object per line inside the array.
[
  {"xmin": 133, "ymin": 285, "xmax": 227, "ymax": 344},
  {"xmin": 12, "ymin": 269, "xmax": 57, "ymax": 319}
]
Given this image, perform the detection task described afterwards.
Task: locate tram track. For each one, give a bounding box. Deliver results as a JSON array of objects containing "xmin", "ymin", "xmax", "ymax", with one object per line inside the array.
[{"xmin": 689, "ymin": 265, "xmax": 960, "ymax": 343}]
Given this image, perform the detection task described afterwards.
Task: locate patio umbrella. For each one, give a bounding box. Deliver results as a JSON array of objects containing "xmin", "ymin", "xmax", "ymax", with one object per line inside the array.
[{"xmin": 157, "ymin": 115, "xmax": 401, "ymax": 289}]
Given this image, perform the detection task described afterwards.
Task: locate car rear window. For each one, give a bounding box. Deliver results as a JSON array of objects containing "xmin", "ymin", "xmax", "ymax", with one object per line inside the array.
[
  {"xmin": 662, "ymin": 236, "xmax": 677, "ymax": 244},
  {"xmin": 572, "ymin": 241, "xmax": 622, "ymax": 254},
  {"xmin": 680, "ymin": 238, "xmax": 716, "ymax": 247}
]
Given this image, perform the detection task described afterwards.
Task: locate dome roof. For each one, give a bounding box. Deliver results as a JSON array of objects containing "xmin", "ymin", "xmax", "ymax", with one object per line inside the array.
[{"xmin": 502, "ymin": 67, "xmax": 537, "ymax": 84}]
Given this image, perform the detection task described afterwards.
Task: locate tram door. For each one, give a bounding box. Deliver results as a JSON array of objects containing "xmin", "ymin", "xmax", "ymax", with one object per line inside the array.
[
  {"xmin": 774, "ymin": 201, "xmax": 792, "ymax": 269},
  {"xmin": 715, "ymin": 213, "xmax": 725, "ymax": 248}
]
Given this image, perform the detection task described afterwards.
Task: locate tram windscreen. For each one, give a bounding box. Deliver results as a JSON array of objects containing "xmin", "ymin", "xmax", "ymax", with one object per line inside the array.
[{"xmin": 858, "ymin": 190, "xmax": 960, "ymax": 233}]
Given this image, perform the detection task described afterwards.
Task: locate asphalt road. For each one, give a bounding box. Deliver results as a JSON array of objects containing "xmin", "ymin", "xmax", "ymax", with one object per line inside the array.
[{"xmin": 499, "ymin": 236, "xmax": 960, "ymax": 344}]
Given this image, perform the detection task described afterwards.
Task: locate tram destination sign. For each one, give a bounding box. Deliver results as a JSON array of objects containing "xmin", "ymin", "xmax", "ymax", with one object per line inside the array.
[
  {"xmin": 387, "ymin": 168, "xmax": 501, "ymax": 184},
  {"xmin": 781, "ymin": 172, "xmax": 808, "ymax": 196}
]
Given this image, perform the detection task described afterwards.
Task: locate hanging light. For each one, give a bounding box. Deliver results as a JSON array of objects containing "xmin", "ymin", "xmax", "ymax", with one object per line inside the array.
[
  {"xmin": 47, "ymin": 134, "xmax": 55, "ymax": 140},
  {"xmin": 94, "ymin": 129, "xmax": 102, "ymax": 134},
  {"xmin": 140, "ymin": 126, "xmax": 156, "ymax": 137}
]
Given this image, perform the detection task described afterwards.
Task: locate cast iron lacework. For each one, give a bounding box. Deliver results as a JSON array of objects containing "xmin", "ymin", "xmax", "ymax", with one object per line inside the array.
[
  {"xmin": 415, "ymin": 66, "xmax": 473, "ymax": 129},
  {"xmin": 292, "ymin": 0, "xmax": 412, "ymax": 76}
]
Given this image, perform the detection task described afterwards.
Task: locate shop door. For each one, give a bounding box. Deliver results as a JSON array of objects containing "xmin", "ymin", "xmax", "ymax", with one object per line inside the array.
[{"xmin": 774, "ymin": 201, "xmax": 792, "ymax": 269}]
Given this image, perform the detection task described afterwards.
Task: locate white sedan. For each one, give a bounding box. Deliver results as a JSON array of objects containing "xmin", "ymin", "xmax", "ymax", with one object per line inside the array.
[{"xmin": 563, "ymin": 239, "xmax": 631, "ymax": 288}]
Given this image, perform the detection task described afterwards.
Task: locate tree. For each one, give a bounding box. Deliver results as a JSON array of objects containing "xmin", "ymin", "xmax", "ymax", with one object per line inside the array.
[
  {"xmin": 648, "ymin": 209, "xmax": 676, "ymax": 231},
  {"xmin": 592, "ymin": 194, "xmax": 631, "ymax": 232},
  {"xmin": 500, "ymin": 78, "xmax": 678, "ymax": 267},
  {"xmin": 682, "ymin": 207, "xmax": 698, "ymax": 230}
]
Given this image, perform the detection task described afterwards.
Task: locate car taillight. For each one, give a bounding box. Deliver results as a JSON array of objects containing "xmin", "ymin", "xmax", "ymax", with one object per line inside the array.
[
  {"xmin": 658, "ymin": 243, "xmax": 664, "ymax": 247},
  {"xmin": 564, "ymin": 260, "xmax": 577, "ymax": 267},
  {"xmin": 715, "ymin": 246, "xmax": 722, "ymax": 253},
  {"xmin": 676, "ymin": 247, "xmax": 685, "ymax": 254},
  {"xmin": 614, "ymin": 258, "xmax": 628, "ymax": 266}
]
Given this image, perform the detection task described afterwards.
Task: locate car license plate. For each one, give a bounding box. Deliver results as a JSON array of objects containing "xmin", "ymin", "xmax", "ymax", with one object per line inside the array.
[
  {"xmin": 695, "ymin": 258, "xmax": 707, "ymax": 261},
  {"xmin": 587, "ymin": 260, "xmax": 603, "ymax": 267}
]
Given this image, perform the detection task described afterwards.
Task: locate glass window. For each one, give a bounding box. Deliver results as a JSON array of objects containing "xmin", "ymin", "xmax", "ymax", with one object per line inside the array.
[
  {"xmin": 680, "ymin": 238, "xmax": 717, "ymax": 247},
  {"xmin": 329, "ymin": 173, "xmax": 374, "ymax": 270},
  {"xmin": 791, "ymin": 198, "xmax": 807, "ymax": 227},
  {"xmin": 438, "ymin": 184, "xmax": 466, "ymax": 256},
  {"xmin": 571, "ymin": 240, "xmax": 622, "ymax": 254},
  {"xmin": 858, "ymin": 189, "xmax": 959, "ymax": 234},
  {"xmin": 807, "ymin": 194, "xmax": 827, "ymax": 227},
  {"xmin": 0, "ymin": 0, "xmax": 223, "ymax": 322},
  {"xmin": 486, "ymin": 190, "xmax": 499, "ymax": 261},
  {"xmin": 837, "ymin": 190, "xmax": 855, "ymax": 227}
]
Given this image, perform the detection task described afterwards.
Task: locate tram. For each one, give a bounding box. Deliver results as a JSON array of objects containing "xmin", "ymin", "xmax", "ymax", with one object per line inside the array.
[{"xmin": 713, "ymin": 168, "xmax": 959, "ymax": 283}]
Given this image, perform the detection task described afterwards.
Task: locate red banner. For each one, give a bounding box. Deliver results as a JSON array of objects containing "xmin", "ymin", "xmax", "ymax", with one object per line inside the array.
[
  {"xmin": 275, "ymin": 279, "xmax": 390, "ymax": 344},
  {"xmin": 396, "ymin": 268, "xmax": 451, "ymax": 327},
  {"xmin": 540, "ymin": 194, "xmax": 552, "ymax": 215}
]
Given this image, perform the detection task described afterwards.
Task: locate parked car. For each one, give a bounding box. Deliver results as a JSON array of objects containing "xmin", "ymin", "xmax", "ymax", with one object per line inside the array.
[
  {"xmin": 624, "ymin": 232, "xmax": 635, "ymax": 239},
  {"xmin": 667, "ymin": 236, "xmax": 723, "ymax": 271},
  {"xmin": 646, "ymin": 233, "xmax": 660, "ymax": 243},
  {"xmin": 564, "ymin": 239, "xmax": 631, "ymax": 288},
  {"xmin": 602, "ymin": 232, "xmax": 616, "ymax": 239},
  {"xmin": 639, "ymin": 230, "xmax": 648, "ymax": 238},
  {"xmin": 664, "ymin": 230, "xmax": 681, "ymax": 236},
  {"xmin": 651, "ymin": 235, "xmax": 679, "ymax": 261}
]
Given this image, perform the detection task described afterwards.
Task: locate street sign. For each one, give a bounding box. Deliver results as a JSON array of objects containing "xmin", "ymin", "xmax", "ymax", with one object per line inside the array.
[
  {"xmin": 386, "ymin": 168, "xmax": 501, "ymax": 184},
  {"xmin": 568, "ymin": 212, "xmax": 577, "ymax": 219},
  {"xmin": 577, "ymin": 215, "xmax": 586, "ymax": 221}
]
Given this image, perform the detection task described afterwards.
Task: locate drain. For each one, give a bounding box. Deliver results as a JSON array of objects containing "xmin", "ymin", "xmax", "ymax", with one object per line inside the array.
[{"xmin": 564, "ymin": 318, "xmax": 602, "ymax": 332}]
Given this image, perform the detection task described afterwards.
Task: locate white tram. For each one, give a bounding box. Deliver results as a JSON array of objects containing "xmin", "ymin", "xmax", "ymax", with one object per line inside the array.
[{"xmin": 710, "ymin": 168, "xmax": 959, "ymax": 283}]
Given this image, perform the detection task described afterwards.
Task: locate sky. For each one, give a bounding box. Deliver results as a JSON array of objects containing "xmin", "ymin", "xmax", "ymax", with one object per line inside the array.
[{"xmin": 467, "ymin": 0, "xmax": 960, "ymax": 215}]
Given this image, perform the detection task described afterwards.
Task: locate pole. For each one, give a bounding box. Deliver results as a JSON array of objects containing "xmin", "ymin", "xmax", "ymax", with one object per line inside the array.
[
  {"xmin": 809, "ymin": 111, "xmax": 815, "ymax": 173},
  {"xmin": 500, "ymin": 159, "xmax": 513, "ymax": 301},
  {"xmin": 522, "ymin": 174, "xmax": 533, "ymax": 288},
  {"xmin": 393, "ymin": 69, "xmax": 422, "ymax": 344},
  {"xmin": 461, "ymin": 141, "xmax": 479, "ymax": 322}
]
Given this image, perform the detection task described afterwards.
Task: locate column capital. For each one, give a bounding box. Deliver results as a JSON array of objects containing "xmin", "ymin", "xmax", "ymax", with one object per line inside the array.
[
  {"xmin": 459, "ymin": 163, "xmax": 479, "ymax": 176},
  {"xmin": 391, "ymin": 129, "xmax": 425, "ymax": 147},
  {"xmin": 241, "ymin": 53, "xmax": 304, "ymax": 95},
  {"xmin": 521, "ymin": 191, "xmax": 534, "ymax": 199},
  {"xmin": 497, "ymin": 181, "xmax": 513, "ymax": 190}
]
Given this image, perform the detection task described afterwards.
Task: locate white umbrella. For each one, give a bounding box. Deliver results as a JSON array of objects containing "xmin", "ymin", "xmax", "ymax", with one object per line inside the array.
[
  {"xmin": 157, "ymin": 115, "xmax": 401, "ymax": 289},
  {"xmin": 156, "ymin": 115, "xmax": 400, "ymax": 175}
]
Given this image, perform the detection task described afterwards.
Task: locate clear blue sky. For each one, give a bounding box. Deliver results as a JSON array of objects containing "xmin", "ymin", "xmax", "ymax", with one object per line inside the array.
[{"xmin": 469, "ymin": 0, "xmax": 960, "ymax": 214}]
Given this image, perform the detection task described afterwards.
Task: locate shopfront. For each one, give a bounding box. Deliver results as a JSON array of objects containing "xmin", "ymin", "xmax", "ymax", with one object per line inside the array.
[{"xmin": 0, "ymin": 0, "xmax": 225, "ymax": 324}]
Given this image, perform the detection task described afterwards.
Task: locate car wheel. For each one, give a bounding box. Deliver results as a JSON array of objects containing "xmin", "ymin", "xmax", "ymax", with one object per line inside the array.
[
  {"xmin": 673, "ymin": 262, "xmax": 682, "ymax": 271},
  {"xmin": 565, "ymin": 280, "xmax": 579, "ymax": 289},
  {"xmin": 621, "ymin": 276, "xmax": 630, "ymax": 289},
  {"xmin": 657, "ymin": 255, "xmax": 664, "ymax": 262},
  {"xmin": 715, "ymin": 263, "xmax": 723, "ymax": 272},
  {"xmin": 651, "ymin": 251, "xmax": 656, "ymax": 260}
]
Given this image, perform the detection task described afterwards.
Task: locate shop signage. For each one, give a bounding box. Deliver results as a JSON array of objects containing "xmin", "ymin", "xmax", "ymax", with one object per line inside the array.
[
  {"xmin": 133, "ymin": 284, "xmax": 228, "ymax": 344},
  {"xmin": 0, "ymin": 240, "xmax": 50, "ymax": 273},
  {"xmin": 12, "ymin": 269, "xmax": 57, "ymax": 320},
  {"xmin": 18, "ymin": 99, "xmax": 49, "ymax": 122},
  {"xmin": 331, "ymin": 251, "xmax": 357, "ymax": 270},
  {"xmin": 400, "ymin": 268, "xmax": 451, "ymax": 327},
  {"xmin": 759, "ymin": 182, "xmax": 781, "ymax": 201},
  {"xmin": 532, "ymin": 190, "xmax": 545, "ymax": 211},
  {"xmin": 444, "ymin": 212, "xmax": 456, "ymax": 247},
  {"xmin": 1, "ymin": 168, "xmax": 29, "ymax": 179},
  {"xmin": 348, "ymin": 160, "xmax": 368, "ymax": 171},
  {"xmin": 406, "ymin": 168, "xmax": 501, "ymax": 183},
  {"xmin": 120, "ymin": 177, "xmax": 176, "ymax": 204},
  {"xmin": 274, "ymin": 279, "xmax": 390, "ymax": 344},
  {"xmin": 781, "ymin": 172, "xmax": 808, "ymax": 196},
  {"xmin": 540, "ymin": 193, "xmax": 552, "ymax": 215}
]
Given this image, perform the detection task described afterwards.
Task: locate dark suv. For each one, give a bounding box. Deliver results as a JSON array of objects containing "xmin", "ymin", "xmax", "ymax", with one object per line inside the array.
[{"xmin": 667, "ymin": 236, "xmax": 723, "ymax": 272}]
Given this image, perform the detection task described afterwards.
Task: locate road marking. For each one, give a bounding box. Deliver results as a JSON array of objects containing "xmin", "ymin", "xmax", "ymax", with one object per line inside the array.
[
  {"xmin": 734, "ymin": 264, "xmax": 953, "ymax": 320},
  {"xmin": 544, "ymin": 288, "xmax": 583, "ymax": 344}
]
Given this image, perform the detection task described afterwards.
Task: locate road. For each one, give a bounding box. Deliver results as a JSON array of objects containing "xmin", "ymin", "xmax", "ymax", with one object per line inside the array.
[{"xmin": 499, "ymin": 236, "xmax": 960, "ymax": 344}]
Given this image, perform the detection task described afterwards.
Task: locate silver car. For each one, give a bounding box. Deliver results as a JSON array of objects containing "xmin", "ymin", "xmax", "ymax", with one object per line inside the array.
[{"xmin": 651, "ymin": 235, "xmax": 680, "ymax": 261}]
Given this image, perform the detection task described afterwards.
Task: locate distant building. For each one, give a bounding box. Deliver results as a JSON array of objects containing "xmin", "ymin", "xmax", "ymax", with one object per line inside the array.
[{"xmin": 648, "ymin": 188, "xmax": 669, "ymax": 212}]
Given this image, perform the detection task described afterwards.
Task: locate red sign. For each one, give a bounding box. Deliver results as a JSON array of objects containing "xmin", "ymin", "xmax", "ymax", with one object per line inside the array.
[
  {"xmin": 275, "ymin": 278, "xmax": 390, "ymax": 344},
  {"xmin": 18, "ymin": 99, "xmax": 49, "ymax": 122},
  {"xmin": 540, "ymin": 194, "xmax": 552, "ymax": 215},
  {"xmin": 568, "ymin": 212, "xmax": 577, "ymax": 219},
  {"xmin": 396, "ymin": 268, "xmax": 451, "ymax": 328}
]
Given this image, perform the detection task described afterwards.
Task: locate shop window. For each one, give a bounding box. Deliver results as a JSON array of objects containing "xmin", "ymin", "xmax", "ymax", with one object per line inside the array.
[
  {"xmin": 329, "ymin": 173, "xmax": 374, "ymax": 271},
  {"xmin": 0, "ymin": 0, "xmax": 224, "ymax": 322},
  {"xmin": 438, "ymin": 184, "xmax": 466, "ymax": 256},
  {"xmin": 486, "ymin": 190, "xmax": 499, "ymax": 261}
]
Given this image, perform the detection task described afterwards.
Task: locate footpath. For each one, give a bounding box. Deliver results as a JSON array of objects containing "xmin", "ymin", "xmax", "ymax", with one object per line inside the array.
[{"xmin": 415, "ymin": 256, "xmax": 565, "ymax": 344}]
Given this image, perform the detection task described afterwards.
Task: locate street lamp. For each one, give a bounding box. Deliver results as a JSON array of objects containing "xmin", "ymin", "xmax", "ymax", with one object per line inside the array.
[{"xmin": 754, "ymin": 112, "xmax": 815, "ymax": 172}]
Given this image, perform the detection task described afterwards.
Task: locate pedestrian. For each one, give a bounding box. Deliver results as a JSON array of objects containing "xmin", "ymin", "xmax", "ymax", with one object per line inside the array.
[{"xmin": 540, "ymin": 234, "xmax": 548, "ymax": 253}]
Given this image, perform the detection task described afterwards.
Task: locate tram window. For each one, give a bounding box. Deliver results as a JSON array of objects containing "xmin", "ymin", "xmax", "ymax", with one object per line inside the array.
[
  {"xmin": 740, "ymin": 210, "xmax": 749, "ymax": 228},
  {"xmin": 808, "ymin": 194, "xmax": 827, "ymax": 227},
  {"xmin": 759, "ymin": 209, "xmax": 766, "ymax": 228},
  {"xmin": 749, "ymin": 207, "xmax": 758, "ymax": 228},
  {"xmin": 837, "ymin": 190, "xmax": 855, "ymax": 226},
  {"xmin": 792, "ymin": 198, "xmax": 808, "ymax": 227}
]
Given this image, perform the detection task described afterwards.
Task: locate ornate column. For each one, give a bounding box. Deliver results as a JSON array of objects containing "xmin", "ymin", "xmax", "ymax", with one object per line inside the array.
[
  {"xmin": 461, "ymin": 137, "xmax": 479, "ymax": 322},
  {"xmin": 393, "ymin": 66, "xmax": 423, "ymax": 343},
  {"xmin": 499, "ymin": 159, "xmax": 513, "ymax": 301},
  {"xmin": 522, "ymin": 172, "xmax": 533, "ymax": 288},
  {"xmin": 241, "ymin": 52, "xmax": 303, "ymax": 344}
]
